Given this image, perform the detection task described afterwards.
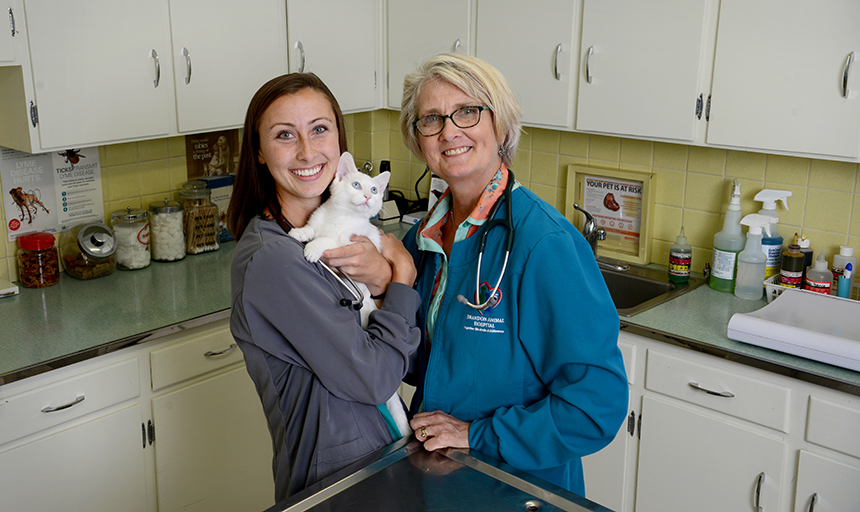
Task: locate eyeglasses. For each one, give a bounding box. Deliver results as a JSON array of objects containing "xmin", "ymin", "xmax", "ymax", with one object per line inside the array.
[{"xmin": 413, "ymin": 106, "xmax": 491, "ymax": 137}]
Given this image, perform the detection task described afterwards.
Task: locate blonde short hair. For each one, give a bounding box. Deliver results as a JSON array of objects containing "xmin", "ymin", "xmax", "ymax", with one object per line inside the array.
[{"xmin": 400, "ymin": 54, "xmax": 523, "ymax": 168}]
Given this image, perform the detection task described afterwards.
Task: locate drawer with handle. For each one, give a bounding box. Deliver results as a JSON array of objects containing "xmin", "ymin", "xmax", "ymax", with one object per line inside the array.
[
  {"xmin": 0, "ymin": 357, "xmax": 140, "ymax": 446},
  {"xmin": 645, "ymin": 349, "xmax": 791, "ymax": 432},
  {"xmin": 150, "ymin": 321, "xmax": 243, "ymax": 391}
]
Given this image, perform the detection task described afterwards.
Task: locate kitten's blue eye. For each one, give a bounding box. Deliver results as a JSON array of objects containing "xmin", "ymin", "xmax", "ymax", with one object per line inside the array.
[
  {"xmin": 351, "ymin": 182, "xmax": 361, "ymax": 190},
  {"xmin": 370, "ymin": 187, "xmax": 378, "ymax": 194}
]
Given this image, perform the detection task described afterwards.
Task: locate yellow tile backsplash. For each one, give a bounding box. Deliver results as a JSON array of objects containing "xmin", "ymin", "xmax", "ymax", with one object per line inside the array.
[{"xmin": 2, "ymin": 109, "xmax": 860, "ymax": 287}]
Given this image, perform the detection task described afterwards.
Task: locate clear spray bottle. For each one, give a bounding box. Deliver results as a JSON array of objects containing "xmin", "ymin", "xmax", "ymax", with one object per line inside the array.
[
  {"xmin": 753, "ymin": 189, "xmax": 792, "ymax": 280},
  {"xmin": 735, "ymin": 214, "xmax": 772, "ymax": 300}
]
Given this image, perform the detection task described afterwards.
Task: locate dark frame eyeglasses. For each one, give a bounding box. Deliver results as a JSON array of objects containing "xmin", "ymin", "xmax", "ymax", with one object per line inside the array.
[{"xmin": 413, "ymin": 106, "xmax": 491, "ymax": 137}]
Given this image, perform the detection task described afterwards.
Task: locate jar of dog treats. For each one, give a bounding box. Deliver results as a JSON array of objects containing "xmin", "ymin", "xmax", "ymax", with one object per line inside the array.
[
  {"xmin": 17, "ymin": 232, "xmax": 60, "ymax": 288},
  {"xmin": 60, "ymin": 222, "xmax": 117, "ymax": 280}
]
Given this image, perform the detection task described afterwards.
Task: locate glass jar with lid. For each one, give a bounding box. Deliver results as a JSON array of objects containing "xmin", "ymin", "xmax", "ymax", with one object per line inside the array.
[
  {"xmin": 16, "ymin": 232, "xmax": 60, "ymax": 288},
  {"xmin": 111, "ymin": 207, "xmax": 151, "ymax": 270},
  {"xmin": 59, "ymin": 222, "xmax": 117, "ymax": 280},
  {"xmin": 149, "ymin": 198, "xmax": 186, "ymax": 262},
  {"xmin": 178, "ymin": 180, "xmax": 219, "ymax": 254}
]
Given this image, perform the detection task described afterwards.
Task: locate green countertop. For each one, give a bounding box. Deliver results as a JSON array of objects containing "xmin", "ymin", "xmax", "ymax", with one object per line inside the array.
[{"xmin": 2, "ymin": 235, "xmax": 859, "ymax": 395}]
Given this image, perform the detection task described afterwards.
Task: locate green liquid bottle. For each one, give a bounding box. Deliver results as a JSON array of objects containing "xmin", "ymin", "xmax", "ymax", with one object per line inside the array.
[{"xmin": 710, "ymin": 179, "xmax": 745, "ymax": 293}]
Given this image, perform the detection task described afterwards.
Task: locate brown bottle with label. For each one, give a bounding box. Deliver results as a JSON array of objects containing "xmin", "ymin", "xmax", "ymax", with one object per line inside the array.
[{"xmin": 778, "ymin": 233, "xmax": 804, "ymax": 288}]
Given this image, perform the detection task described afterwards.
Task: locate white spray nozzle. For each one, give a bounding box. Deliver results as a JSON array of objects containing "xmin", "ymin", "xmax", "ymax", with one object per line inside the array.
[
  {"xmin": 754, "ymin": 189, "xmax": 792, "ymax": 211},
  {"xmin": 728, "ymin": 179, "xmax": 742, "ymax": 210},
  {"xmin": 740, "ymin": 213, "xmax": 773, "ymax": 236}
]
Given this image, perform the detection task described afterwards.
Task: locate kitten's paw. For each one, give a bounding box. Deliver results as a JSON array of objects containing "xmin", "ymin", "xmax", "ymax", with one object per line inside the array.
[
  {"xmin": 304, "ymin": 238, "xmax": 336, "ymax": 262},
  {"xmin": 289, "ymin": 226, "xmax": 313, "ymax": 242}
]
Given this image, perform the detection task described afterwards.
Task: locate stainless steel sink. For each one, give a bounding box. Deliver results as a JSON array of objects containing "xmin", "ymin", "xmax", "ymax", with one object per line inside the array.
[{"xmin": 601, "ymin": 263, "xmax": 705, "ymax": 316}]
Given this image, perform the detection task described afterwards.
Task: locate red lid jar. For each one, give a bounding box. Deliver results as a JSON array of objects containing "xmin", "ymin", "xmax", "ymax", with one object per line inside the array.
[{"xmin": 17, "ymin": 232, "xmax": 60, "ymax": 288}]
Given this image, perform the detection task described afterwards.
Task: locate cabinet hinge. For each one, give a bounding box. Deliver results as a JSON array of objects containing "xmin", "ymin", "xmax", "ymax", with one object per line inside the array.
[
  {"xmin": 695, "ymin": 94, "xmax": 703, "ymax": 120},
  {"xmin": 627, "ymin": 410, "xmax": 635, "ymax": 436},
  {"xmin": 637, "ymin": 413, "xmax": 642, "ymax": 439},
  {"xmin": 705, "ymin": 94, "xmax": 711, "ymax": 122},
  {"xmin": 147, "ymin": 419, "xmax": 155, "ymax": 446},
  {"xmin": 29, "ymin": 101, "xmax": 38, "ymax": 127}
]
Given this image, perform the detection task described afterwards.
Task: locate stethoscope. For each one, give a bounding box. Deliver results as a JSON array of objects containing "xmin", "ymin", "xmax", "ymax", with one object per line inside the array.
[
  {"xmin": 414, "ymin": 169, "xmax": 513, "ymax": 310},
  {"xmin": 320, "ymin": 260, "xmax": 364, "ymax": 310}
]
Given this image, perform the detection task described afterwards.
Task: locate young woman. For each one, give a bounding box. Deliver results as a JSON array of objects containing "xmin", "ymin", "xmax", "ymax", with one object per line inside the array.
[{"xmin": 228, "ymin": 73, "xmax": 419, "ymax": 501}]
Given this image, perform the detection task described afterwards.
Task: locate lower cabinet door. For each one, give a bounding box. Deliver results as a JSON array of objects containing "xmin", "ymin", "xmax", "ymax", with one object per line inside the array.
[
  {"xmin": 0, "ymin": 405, "xmax": 148, "ymax": 512},
  {"xmin": 634, "ymin": 396, "xmax": 787, "ymax": 512},
  {"xmin": 152, "ymin": 366, "xmax": 274, "ymax": 512},
  {"xmin": 794, "ymin": 450, "xmax": 860, "ymax": 512}
]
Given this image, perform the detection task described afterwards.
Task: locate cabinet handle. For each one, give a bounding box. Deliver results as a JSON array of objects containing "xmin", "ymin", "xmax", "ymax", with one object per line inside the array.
[
  {"xmin": 29, "ymin": 100, "xmax": 37, "ymax": 127},
  {"xmin": 182, "ymin": 47, "xmax": 192, "ymax": 85},
  {"xmin": 843, "ymin": 51, "xmax": 854, "ymax": 98},
  {"xmin": 754, "ymin": 472, "xmax": 765, "ymax": 512},
  {"xmin": 553, "ymin": 44, "xmax": 562, "ymax": 80},
  {"xmin": 585, "ymin": 45, "xmax": 594, "ymax": 84},
  {"xmin": 453, "ymin": 39, "xmax": 461, "ymax": 53},
  {"xmin": 8, "ymin": 7, "xmax": 15, "ymax": 37},
  {"xmin": 688, "ymin": 381, "xmax": 735, "ymax": 398},
  {"xmin": 150, "ymin": 49, "xmax": 160, "ymax": 88},
  {"xmin": 296, "ymin": 40, "xmax": 305, "ymax": 73},
  {"xmin": 41, "ymin": 395, "xmax": 85, "ymax": 413},
  {"xmin": 204, "ymin": 344, "xmax": 237, "ymax": 357},
  {"xmin": 807, "ymin": 492, "xmax": 818, "ymax": 512}
]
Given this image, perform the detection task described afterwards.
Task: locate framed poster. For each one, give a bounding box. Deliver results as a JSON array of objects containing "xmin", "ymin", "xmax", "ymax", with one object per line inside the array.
[{"xmin": 566, "ymin": 165, "xmax": 656, "ymax": 264}]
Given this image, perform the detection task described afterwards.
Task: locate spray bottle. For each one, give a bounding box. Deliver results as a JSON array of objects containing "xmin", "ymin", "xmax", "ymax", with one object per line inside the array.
[
  {"xmin": 735, "ymin": 214, "xmax": 772, "ymax": 300},
  {"xmin": 753, "ymin": 189, "xmax": 792, "ymax": 281},
  {"xmin": 710, "ymin": 179, "xmax": 745, "ymax": 293}
]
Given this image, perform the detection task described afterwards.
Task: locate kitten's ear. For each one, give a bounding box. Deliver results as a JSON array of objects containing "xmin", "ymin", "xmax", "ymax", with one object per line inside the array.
[
  {"xmin": 336, "ymin": 152, "xmax": 357, "ymax": 182},
  {"xmin": 374, "ymin": 171, "xmax": 390, "ymax": 192}
]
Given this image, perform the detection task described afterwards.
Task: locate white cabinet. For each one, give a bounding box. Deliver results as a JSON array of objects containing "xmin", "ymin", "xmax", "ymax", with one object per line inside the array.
[
  {"xmin": 21, "ymin": 0, "xmax": 174, "ymax": 151},
  {"xmin": 576, "ymin": 0, "xmax": 710, "ymax": 141},
  {"xmin": 169, "ymin": 0, "xmax": 288, "ymax": 133},
  {"xmin": 150, "ymin": 321, "xmax": 274, "ymax": 512},
  {"xmin": 287, "ymin": 0, "xmax": 379, "ymax": 113},
  {"xmin": 706, "ymin": 0, "xmax": 860, "ymax": 159},
  {"xmin": 0, "ymin": 357, "xmax": 148, "ymax": 512},
  {"xmin": 386, "ymin": 0, "xmax": 471, "ymax": 109},
  {"xmin": 475, "ymin": 0, "xmax": 577, "ymax": 129},
  {"xmin": 0, "ymin": 0, "xmax": 287, "ymax": 153},
  {"xmin": 794, "ymin": 451, "xmax": 860, "ymax": 512},
  {"xmin": 0, "ymin": 2, "xmax": 18, "ymax": 63}
]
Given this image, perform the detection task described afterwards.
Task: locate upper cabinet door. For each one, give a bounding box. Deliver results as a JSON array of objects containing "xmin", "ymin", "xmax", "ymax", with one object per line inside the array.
[
  {"xmin": 387, "ymin": 0, "xmax": 471, "ymax": 109},
  {"xmin": 576, "ymin": 0, "xmax": 709, "ymax": 141},
  {"xmin": 476, "ymin": 0, "xmax": 577, "ymax": 129},
  {"xmin": 1, "ymin": 2, "xmax": 16, "ymax": 63},
  {"xmin": 170, "ymin": 0, "xmax": 287, "ymax": 133},
  {"xmin": 707, "ymin": 0, "xmax": 860, "ymax": 159},
  {"xmin": 23, "ymin": 0, "xmax": 173, "ymax": 149},
  {"xmin": 287, "ymin": 0, "xmax": 379, "ymax": 113}
]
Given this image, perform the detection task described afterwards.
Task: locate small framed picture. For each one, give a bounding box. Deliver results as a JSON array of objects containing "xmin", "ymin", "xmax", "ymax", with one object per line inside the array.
[{"xmin": 566, "ymin": 165, "xmax": 656, "ymax": 265}]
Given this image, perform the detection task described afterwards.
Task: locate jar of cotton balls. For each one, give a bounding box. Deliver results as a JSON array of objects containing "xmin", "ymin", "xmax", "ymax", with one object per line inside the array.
[
  {"xmin": 110, "ymin": 207, "xmax": 151, "ymax": 270},
  {"xmin": 148, "ymin": 199, "xmax": 186, "ymax": 262}
]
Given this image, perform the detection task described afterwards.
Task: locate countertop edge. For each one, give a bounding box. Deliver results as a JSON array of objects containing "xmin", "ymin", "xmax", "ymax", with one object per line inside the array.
[
  {"xmin": 0, "ymin": 309, "xmax": 230, "ymax": 387},
  {"xmin": 621, "ymin": 321, "xmax": 860, "ymax": 396}
]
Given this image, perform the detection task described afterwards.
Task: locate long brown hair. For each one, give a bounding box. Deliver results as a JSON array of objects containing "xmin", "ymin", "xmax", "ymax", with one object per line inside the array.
[{"xmin": 227, "ymin": 73, "xmax": 348, "ymax": 240}]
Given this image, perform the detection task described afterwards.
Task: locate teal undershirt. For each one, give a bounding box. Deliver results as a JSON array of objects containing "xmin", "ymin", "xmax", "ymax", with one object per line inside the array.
[{"xmin": 376, "ymin": 405, "xmax": 402, "ymax": 440}]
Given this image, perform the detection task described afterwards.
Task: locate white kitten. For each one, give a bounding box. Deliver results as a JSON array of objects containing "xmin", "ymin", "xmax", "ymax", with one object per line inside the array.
[{"xmin": 289, "ymin": 152, "xmax": 410, "ymax": 437}]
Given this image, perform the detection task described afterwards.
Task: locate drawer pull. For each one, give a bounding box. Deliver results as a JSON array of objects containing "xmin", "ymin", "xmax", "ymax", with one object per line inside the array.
[
  {"xmin": 204, "ymin": 344, "xmax": 237, "ymax": 357},
  {"xmin": 41, "ymin": 395, "xmax": 85, "ymax": 413},
  {"xmin": 754, "ymin": 471, "xmax": 765, "ymax": 512},
  {"xmin": 688, "ymin": 381, "xmax": 734, "ymax": 398}
]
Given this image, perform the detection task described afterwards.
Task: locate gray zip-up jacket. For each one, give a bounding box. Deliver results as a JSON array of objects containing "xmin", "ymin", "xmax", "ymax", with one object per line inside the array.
[{"xmin": 230, "ymin": 217, "xmax": 421, "ymax": 502}]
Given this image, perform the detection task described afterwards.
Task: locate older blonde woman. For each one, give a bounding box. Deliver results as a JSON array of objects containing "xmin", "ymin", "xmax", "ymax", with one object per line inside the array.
[{"xmin": 400, "ymin": 53, "xmax": 628, "ymax": 496}]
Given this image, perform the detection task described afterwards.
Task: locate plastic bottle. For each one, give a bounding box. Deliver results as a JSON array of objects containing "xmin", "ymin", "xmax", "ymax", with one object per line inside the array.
[
  {"xmin": 753, "ymin": 189, "xmax": 792, "ymax": 281},
  {"xmin": 669, "ymin": 227, "xmax": 692, "ymax": 283},
  {"xmin": 710, "ymin": 179, "xmax": 745, "ymax": 293},
  {"xmin": 735, "ymin": 214, "xmax": 772, "ymax": 300},
  {"xmin": 832, "ymin": 246, "xmax": 857, "ymax": 297},
  {"xmin": 778, "ymin": 234, "xmax": 804, "ymax": 288},
  {"xmin": 803, "ymin": 253, "xmax": 833, "ymax": 295},
  {"xmin": 838, "ymin": 263, "xmax": 853, "ymax": 299},
  {"xmin": 798, "ymin": 235, "xmax": 813, "ymax": 283}
]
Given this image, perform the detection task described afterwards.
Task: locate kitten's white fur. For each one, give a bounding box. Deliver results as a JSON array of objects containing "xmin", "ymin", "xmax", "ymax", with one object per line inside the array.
[{"xmin": 289, "ymin": 152, "xmax": 410, "ymax": 437}]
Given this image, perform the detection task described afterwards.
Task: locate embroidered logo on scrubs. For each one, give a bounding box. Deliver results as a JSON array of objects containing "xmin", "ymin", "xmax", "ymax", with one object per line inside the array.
[{"xmin": 477, "ymin": 281, "xmax": 501, "ymax": 315}]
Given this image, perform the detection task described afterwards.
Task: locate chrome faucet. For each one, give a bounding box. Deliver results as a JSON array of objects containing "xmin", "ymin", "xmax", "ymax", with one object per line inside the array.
[{"xmin": 573, "ymin": 203, "xmax": 629, "ymax": 272}]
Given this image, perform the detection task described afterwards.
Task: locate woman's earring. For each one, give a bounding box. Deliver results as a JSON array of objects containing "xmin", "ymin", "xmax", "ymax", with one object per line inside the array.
[{"xmin": 498, "ymin": 146, "xmax": 507, "ymax": 157}]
